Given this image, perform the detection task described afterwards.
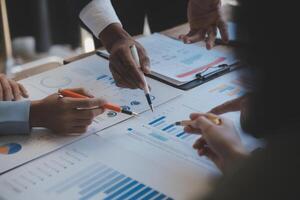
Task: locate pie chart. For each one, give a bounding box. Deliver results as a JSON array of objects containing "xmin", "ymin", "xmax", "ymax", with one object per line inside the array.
[
  {"xmin": 0, "ymin": 143, "xmax": 22, "ymax": 155},
  {"xmin": 40, "ymin": 76, "xmax": 72, "ymax": 88}
]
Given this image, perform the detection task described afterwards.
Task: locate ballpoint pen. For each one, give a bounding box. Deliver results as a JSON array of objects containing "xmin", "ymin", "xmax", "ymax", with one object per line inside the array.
[
  {"xmin": 59, "ymin": 89, "xmax": 138, "ymax": 116},
  {"xmin": 130, "ymin": 45, "xmax": 154, "ymax": 112},
  {"xmin": 175, "ymin": 113, "xmax": 222, "ymax": 126}
]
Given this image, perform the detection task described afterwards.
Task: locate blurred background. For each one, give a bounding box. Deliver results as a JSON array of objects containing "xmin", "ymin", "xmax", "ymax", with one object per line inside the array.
[{"xmin": 0, "ymin": 0, "xmax": 237, "ymax": 76}]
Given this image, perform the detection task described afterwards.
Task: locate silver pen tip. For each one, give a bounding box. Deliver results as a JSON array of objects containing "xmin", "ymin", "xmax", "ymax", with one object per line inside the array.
[{"xmin": 132, "ymin": 112, "xmax": 139, "ymax": 116}]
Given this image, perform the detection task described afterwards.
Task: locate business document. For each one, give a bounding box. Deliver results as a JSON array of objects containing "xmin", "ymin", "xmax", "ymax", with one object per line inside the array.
[
  {"xmin": 0, "ymin": 55, "xmax": 181, "ymax": 174},
  {"xmin": 0, "ymin": 134, "xmax": 215, "ymax": 200},
  {"xmin": 137, "ymin": 33, "xmax": 236, "ymax": 85},
  {"xmin": 0, "ymin": 69, "xmax": 262, "ymax": 200}
]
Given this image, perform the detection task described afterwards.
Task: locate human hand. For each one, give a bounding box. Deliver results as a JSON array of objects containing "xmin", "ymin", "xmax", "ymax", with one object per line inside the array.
[
  {"xmin": 0, "ymin": 74, "xmax": 29, "ymax": 101},
  {"xmin": 99, "ymin": 24, "xmax": 150, "ymax": 89},
  {"xmin": 30, "ymin": 88, "xmax": 106, "ymax": 135},
  {"xmin": 210, "ymin": 94, "xmax": 251, "ymax": 133},
  {"xmin": 184, "ymin": 113, "xmax": 249, "ymax": 173},
  {"xmin": 210, "ymin": 95, "xmax": 248, "ymax": 115},
  {"xmin": 179, "ymin": 0, "xmax": 228, "ymax": 49}
]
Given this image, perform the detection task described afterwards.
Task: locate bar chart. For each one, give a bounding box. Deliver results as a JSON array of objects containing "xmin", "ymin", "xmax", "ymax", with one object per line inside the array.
[
  {"xmin": 147, "ymin": 116, "xmax": 194, "ymax": 142},
  {"xmin": 209, "ymin": 83, "xmax": 245, "ymax": 98},
  {"xmin": 0, "ymin": 135, "xmax": 174, "ymax": 200},
  {"xmin": 50, "ymin": 163, "xmax": 172, "ymax": 200}
]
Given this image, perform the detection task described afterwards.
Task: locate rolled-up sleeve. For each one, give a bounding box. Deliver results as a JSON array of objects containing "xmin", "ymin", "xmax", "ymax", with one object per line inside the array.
[
  {"xmin": 79, "ymin": 0, "xmax": 121, "ymax": 38},
  {"xmin": 0, "ymin": 101, "xmax": 31, "ymax": 135}
]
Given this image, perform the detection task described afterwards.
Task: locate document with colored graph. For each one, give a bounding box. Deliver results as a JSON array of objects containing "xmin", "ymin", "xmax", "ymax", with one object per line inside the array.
[
  {"xmin": 0, "ymin": 55, "xmax": 182, "ymax": 174},
  {"xmin": 138, "ymin": 33, "xmax": 237, "ymax": 85}
]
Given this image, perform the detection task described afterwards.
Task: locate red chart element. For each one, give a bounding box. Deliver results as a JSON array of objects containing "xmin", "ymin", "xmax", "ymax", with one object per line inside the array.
[{"xmin": 176, "ymin": 57, "xmax": 226, "ymax": 78}]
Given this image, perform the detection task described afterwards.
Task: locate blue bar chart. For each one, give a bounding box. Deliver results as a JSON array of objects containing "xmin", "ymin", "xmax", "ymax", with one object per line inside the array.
[
  {"xmin": 50, "ymin": 162, "xmax": 172, "ymax": 200},
  {"xmin": 148, "ymin": 116, "xmax": 193, "ymax": 141},
  {"xmin": 0, "ymin": 135, "xmax": 176, "ymax": 200}
]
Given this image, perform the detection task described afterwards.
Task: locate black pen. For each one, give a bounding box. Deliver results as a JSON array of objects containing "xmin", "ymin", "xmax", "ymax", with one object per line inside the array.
[{"xmin": 96, "ymin": 51, "xmax": 110, "ymax": 60}]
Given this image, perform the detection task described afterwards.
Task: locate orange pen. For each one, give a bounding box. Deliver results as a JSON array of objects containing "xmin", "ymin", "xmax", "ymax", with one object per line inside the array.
[{"xmin": 59, "ymin": 89, "xmax": 138, "ymax": 116}]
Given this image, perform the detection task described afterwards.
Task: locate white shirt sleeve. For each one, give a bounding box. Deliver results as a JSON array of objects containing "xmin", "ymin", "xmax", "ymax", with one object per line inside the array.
[{"xmin": 79, "ymin": 0, "xmax": 121, "ymax": 38}]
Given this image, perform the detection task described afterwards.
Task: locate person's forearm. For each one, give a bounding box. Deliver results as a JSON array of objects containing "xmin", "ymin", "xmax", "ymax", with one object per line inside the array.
[
  {"xmin": 29, "ymin": 100, "xmax": 45, "ymax": 128},
  {"xmin": 79, "ymin": 0, "xmax": 121, "ymax": 39},
  {"xmin": 99, "ymin": 23, "xmax": 132, "ymax": 52}
]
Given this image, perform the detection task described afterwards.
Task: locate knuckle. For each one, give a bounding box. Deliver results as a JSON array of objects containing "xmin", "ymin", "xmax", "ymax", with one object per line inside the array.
[
  {"xmin": 3, "ymin": 85, "xmax": 11, "ymax": 91},
  {"xmin": 10, "ymin": 81, "xmax": 18, "ymax": 87},
  {"xmin": 194, "ymin": 119, "xmax": 202, "ymax": 128}
]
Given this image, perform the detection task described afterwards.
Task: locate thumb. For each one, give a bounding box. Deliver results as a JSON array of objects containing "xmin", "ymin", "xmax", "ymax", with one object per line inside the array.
[{"xmin": 192, "ymin": 116, "xmax": 214, "ymax": 133}]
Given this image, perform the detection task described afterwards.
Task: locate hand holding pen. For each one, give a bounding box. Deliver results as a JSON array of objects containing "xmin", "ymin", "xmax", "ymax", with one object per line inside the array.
[
  {"xmin": 59, "ymin": 89, "xmax": 138, "ymax": 116},
  {"xmin": 176, "ymin": 112, "xmax": 249, "ymax": 173},
  {"xmin": 130, "ymin": 45, "xmax": 154, "ymax": 112}
]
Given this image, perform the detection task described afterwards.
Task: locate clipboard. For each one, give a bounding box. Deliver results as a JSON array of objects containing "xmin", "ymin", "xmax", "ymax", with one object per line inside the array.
[
  {"xmin": 64, "ymin": 49, "xmax": 241, "ymax": 91},
  {"xmin": 148, "ymin": 62, "xmax": 241, "ymax": 90},
  {"xmin": 94, "ymin": 51, "xmax": 241, "ymax": 90}
]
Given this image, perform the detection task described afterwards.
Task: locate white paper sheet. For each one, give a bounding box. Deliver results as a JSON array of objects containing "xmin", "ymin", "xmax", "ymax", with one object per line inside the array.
[
  {"xmin": 0, "ymin": 134, "xmax": 215, "ymax": 200},
  {"xmin": 137, "ymin": 33, "xmax": 236, "ymax": 85},
  {"xmin": 0, "ymin": 126, "xmax": 97, "ymax": 174},
  {"xmin": 0, "ymin": 69, "xmax": 262, "ymax": 200},
  {"xmin": 0, "ymin": 55, "xmax": 182, "ymax": 174}
]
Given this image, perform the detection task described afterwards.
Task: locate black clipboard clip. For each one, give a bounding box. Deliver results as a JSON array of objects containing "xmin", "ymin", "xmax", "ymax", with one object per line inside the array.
[{"xmin": 195, "ymin": 62, "xmax": 240, "ymax": 81}]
